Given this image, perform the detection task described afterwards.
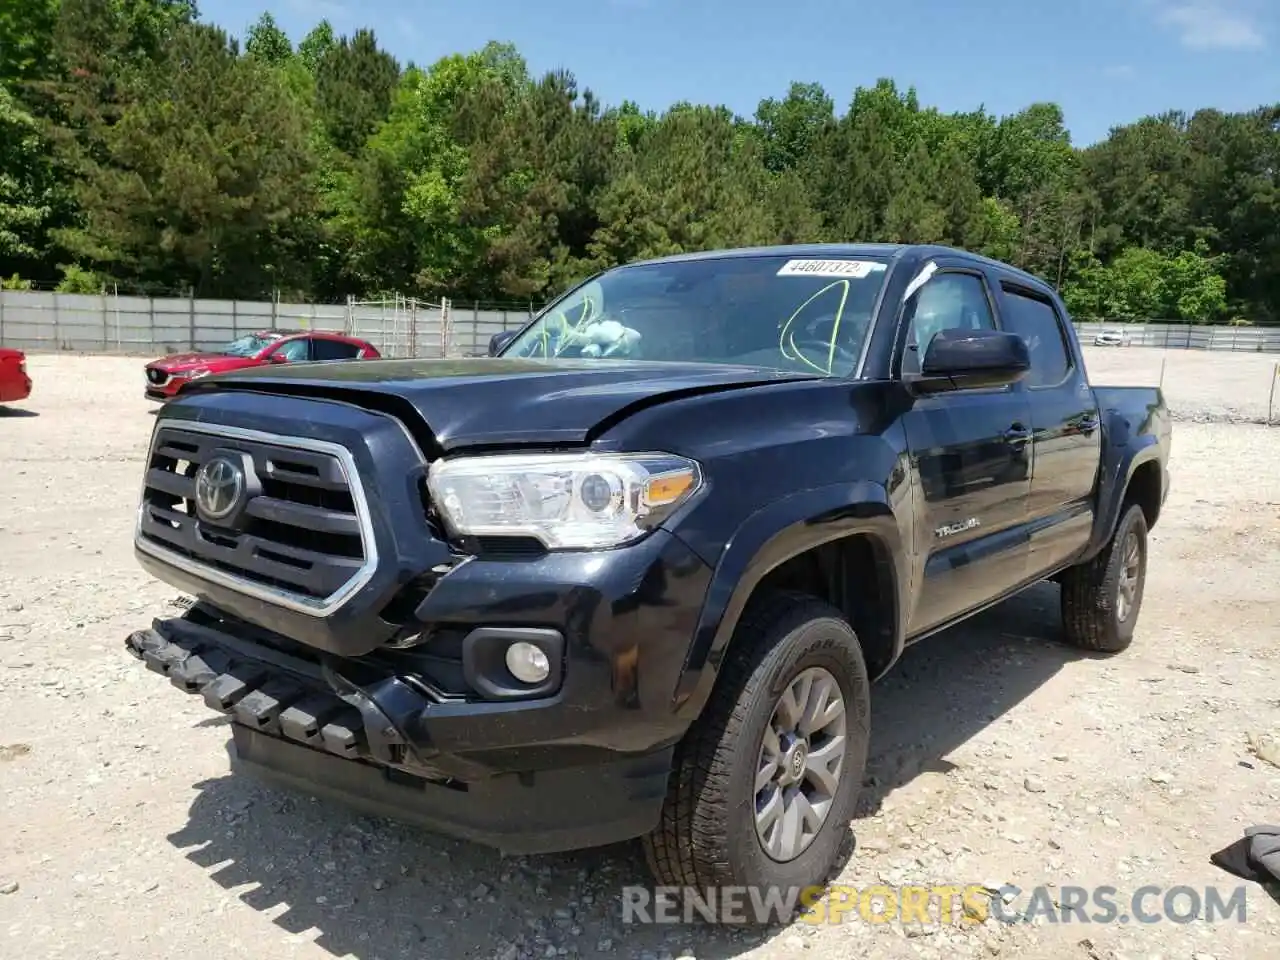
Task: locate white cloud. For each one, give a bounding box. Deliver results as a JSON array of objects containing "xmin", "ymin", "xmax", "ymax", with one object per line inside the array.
[{"xmin": 1157, "ymin": 1, "xmax": 1265, "ymax": 49}]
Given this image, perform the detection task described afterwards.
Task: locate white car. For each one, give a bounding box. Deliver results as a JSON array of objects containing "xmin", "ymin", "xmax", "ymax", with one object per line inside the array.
[{"xmin": 1093, "ymin": 329, "xmax": 1125, "ymax": 346}]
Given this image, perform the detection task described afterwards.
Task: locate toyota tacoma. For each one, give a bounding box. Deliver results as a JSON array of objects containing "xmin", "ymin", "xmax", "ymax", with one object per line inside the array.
[{"xmin": 124, "ymin": 243, "xmax": 1171, "ymax": 911}]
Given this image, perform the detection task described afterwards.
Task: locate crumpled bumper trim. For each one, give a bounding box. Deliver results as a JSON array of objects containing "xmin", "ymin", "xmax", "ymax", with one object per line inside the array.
[{"xmin": 124, "ymin": 618, "xmax": 449, "ymax": 778}]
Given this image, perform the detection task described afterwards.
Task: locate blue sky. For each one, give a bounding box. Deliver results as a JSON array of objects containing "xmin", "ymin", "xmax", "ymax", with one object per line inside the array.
[{"xmin": 203, "ymin": 0, "xmax": 1277, "ymax": 146}]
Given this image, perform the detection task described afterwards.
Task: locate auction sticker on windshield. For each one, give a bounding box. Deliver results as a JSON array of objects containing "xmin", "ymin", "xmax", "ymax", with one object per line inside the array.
[{"xmin": 776, "ymin": 259, "xmax": 887, "ymax": 279}]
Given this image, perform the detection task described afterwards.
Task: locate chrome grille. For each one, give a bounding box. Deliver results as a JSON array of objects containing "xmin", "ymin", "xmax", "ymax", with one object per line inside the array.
[{"xmin": 134, "ymin": 421, "xmax": 377, "ymax": 615}]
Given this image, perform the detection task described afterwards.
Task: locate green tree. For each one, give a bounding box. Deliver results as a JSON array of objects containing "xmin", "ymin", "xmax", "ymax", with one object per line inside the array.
[
  {"xmin": 297, "ymin": 20, "xmax": 335, "ymax": 74},
  {"xmin": 0, "ymin": 87, "xmax": 54, "ymax": 268},
  {"xmin": 245, "ymin": 11, "xmax": 292, "ymax": 65},
  {"xmin": 0, "ymin": 0, "xmax": 60, "ymax": 89},
  {"xmin": 333, "ymin": 50, "xmax": 506, "ymax": 297},
  {"xmin": 883, "ymin": 137, "xmax": 944, "ymax": 243},
  {"xmin": 1163, "ymin": 241, "xmax": 1228, "ymax": 322},
  {"xmin": 1061, "ymin": 242, "xmax": 1228, "ymax": 322},
  {"xmin": 755, "ymin": 82, "xmax": 835, "ymax": 174},
  {"xmin": 61, "ymin": 21, "xmax": 316, "ymax": 295},
  {"xmin": 315, "ymin": 28, "xmax": 400, "ymax": 155}
]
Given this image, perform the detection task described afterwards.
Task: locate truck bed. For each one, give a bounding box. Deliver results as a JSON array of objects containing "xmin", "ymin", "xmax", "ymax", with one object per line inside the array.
[{"xmin": 1092, "ymin": 384, "xmax": 1167, "ymax": 419}]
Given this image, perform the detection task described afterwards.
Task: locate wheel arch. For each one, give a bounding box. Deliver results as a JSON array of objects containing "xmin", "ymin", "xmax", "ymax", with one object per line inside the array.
[
  {"xmin": 1087, "ymin": 440, "xmax": 1165, "ymax": 557},
  {"xmin": 672, "ymin": 482, "xmax": 909, "ymax": 721}
]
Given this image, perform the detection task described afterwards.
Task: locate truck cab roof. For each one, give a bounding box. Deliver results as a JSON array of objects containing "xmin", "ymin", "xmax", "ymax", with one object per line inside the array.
[{"xmin": 628, "ymin": 242, "xmax": 1058, "ymax": 297}]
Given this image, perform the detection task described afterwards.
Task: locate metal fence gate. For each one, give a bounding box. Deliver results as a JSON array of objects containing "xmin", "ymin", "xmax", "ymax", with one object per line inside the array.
[{"xmin": 343, "ymin": 296, "xmax": 447, "ymax": 358}]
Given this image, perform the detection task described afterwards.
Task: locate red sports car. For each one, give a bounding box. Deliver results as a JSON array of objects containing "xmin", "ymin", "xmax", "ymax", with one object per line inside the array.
[
  {"xmin": 0, "ymin": 348, "xmax": 32, "ymax": 405},
  {"xmin": 143, "ymin": 329, "xmax": 380, "ymax": 402}
]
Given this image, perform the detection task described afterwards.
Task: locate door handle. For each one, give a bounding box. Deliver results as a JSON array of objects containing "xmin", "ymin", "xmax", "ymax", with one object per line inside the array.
[
  {"xmin": 1078, "ymin": 416, "xmax": 1100, "ymax": 435},
  {"xmin": 1003, "ymin": 423, "xmax": 1032, "ymax": 447}
]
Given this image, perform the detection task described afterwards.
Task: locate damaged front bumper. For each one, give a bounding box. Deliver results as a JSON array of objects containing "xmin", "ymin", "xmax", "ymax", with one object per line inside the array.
[
  {"xmin": 125, "ymin": 609, "xmax": 675, "ymax": 855},
  {"xmin": 126, "ymin": 394, "xmax": 721, "ymax": 855}
]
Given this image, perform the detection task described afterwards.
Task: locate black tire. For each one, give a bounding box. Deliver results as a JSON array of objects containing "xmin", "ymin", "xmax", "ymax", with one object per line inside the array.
[
  {"xmin": 1060, "ymin": 502, "xmax": 1149, "ymax": 653},
  {"xmin": 642, "ymin": 591, "xmax": 871, "ymax": 924}
]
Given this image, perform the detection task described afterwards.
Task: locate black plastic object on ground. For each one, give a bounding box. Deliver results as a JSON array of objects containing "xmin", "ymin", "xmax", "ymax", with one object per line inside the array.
[{"xmin": 1210, "ymin": 825, "xmax": 1280, "ymax": 884}]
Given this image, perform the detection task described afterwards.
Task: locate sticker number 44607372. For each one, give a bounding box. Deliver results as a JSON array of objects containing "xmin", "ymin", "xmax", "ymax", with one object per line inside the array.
[{"xmin": 776, "ymin": 259, "xmax": 887, "ymax": 279}]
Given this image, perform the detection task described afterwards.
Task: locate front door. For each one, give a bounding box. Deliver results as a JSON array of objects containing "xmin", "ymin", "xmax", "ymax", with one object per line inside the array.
[
  {"xmin": 268, "ymin": 338, "xmax": 314, "ymax": 364},
  {"xmin": 897, "ymin": 265, "xmax": 1034, "ymax": 636}
]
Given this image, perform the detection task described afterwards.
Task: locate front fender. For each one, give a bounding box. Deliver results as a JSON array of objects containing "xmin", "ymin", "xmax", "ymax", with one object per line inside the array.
[{"xmin": 671, "ymin": 481, "xmax": 908, "ymax": 718}]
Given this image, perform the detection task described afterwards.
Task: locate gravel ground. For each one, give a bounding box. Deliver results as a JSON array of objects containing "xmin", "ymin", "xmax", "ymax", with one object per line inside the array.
[
  {"xmin": 1083, "ymin": 346, "xmax": 1280, "ymax": 424},
  {"xmin": 2, "ymin": 352, "xmax": 1280, "ymax": 960}
]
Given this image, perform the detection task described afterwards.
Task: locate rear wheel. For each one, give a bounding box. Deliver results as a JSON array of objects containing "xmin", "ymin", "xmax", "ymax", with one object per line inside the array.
[
  {"xmin": 1060, "ymin": 503, "xmax": 1149, "ymax": 653},
  {"xmin": 642, "ymin": 592, "xmax": 871, "ymax": 923}
]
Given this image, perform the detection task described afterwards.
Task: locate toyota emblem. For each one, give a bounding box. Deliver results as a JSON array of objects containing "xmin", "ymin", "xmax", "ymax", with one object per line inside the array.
[{"xmin": 194, "ymin": 455, "xmax": 245, "ymax": 521}]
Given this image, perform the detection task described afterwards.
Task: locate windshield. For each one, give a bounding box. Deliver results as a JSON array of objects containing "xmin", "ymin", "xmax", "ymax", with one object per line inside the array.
[
  {"xmin": 220, "ymin": 333, "xmax": 279, "ymax": 357},
  {"xmin": 502, "ymin": 254, "xmax": 890, "ymax": 376}
]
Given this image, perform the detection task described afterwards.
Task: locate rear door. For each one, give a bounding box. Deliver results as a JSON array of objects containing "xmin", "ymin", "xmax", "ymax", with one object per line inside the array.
[
  {"xmin": 897, "ymin": 259, "xmax": 1034, "ymax": 636},
  {"xmin": 993, "ymin": 279, "xmax": 1102, "ymax": 577}
]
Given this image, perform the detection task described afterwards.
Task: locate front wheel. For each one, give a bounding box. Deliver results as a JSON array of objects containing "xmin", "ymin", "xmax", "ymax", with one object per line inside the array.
[
  {"xmin": 1060, "ymin": 503, "xmax": 1149, "ymax": 653},
  {"xmin": 642, "ymin": 592, "xmax": 871, "ymax": 923}
]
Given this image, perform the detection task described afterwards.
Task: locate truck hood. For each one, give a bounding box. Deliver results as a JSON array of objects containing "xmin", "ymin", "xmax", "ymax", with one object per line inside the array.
[{"xmin": 187, "ymin": 357, "xmax": 826, "ymax": 450}]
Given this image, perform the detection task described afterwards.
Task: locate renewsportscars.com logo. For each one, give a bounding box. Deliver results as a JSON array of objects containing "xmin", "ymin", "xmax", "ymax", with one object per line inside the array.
[{"xmin": 621, "ymin": 883, "xmax": 1251, "ymax": 926}]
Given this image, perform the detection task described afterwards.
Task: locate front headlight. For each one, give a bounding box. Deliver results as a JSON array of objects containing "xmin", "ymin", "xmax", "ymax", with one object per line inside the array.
[
  {"xmin": 426, "ymin": 452, "xmax": 703, "ymax": 550},
  {"xmin": 185, "ymin": 368, "xmax": 212, "ymax": 379}
]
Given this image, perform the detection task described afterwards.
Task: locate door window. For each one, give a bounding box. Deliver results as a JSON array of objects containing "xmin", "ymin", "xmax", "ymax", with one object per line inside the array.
[
  {"xmin": 311, "ymin": 338, "xmax": 361, "ymax": 361},
  {"xmin": 272, "ymin": 338, "xmax": 312, "ymax": 363},
  {"xmin": 902, "ymin": 272, "xmax": 997, "ymax": 374},
  {"xmin": 999, "ymin": 287, "xmax": 1072, "ymax": 387}
]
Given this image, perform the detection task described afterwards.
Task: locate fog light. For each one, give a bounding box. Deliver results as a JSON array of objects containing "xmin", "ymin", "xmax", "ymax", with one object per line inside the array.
[{"xmin": 505, "ymin": 641, "xmax": 551, "ymax": 684}]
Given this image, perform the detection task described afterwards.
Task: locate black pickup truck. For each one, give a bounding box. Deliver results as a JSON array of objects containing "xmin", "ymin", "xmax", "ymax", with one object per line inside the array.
[{"xmin": 125, "ymin": 243, "xmax": 1170, "ymax": 909}]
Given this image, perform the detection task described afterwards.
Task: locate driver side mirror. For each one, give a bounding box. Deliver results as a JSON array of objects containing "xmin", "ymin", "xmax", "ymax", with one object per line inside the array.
[
  {"xmin": 267, "ymin": 353, "xmax": 289, "ymax": 364},
  {"xmin": 908, "ymin": 328, "xmax": 1030, "ymax": 394},
  {"xmin": 488, "ymin": 330, "xmax": 517, "ymax": 356}
]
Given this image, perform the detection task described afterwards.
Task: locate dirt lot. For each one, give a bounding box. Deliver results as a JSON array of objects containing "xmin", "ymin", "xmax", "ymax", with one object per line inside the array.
[
  {"xmin": 2, "ymin": 349, "xmax": 1279, "ymax": 960},
  {"xmin": 1080, "ymin": 346, "xmax": 1280, "ymax": 424}
]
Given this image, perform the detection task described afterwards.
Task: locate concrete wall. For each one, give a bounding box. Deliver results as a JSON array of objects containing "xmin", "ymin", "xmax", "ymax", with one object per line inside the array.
[
  {"xmin": 445, "ymin": 308, "xmax": 531, "ymax": 356},
  {"xmin": 1071, "ymin": 321, "xmax": 1280, "ymax": 352},
  {"xmin": 0, "ymin": 291, "xmax": 459, "ymax": 359}
]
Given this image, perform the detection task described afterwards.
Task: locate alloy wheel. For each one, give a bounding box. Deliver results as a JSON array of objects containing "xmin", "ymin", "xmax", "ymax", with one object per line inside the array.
[{"xmin": 753, "ymin": 666, "xmax": 848, "ymax": 862}]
